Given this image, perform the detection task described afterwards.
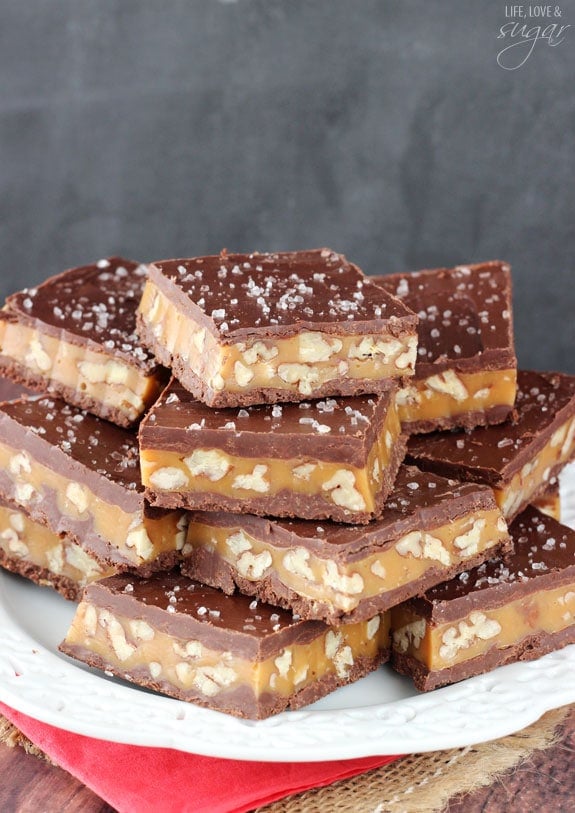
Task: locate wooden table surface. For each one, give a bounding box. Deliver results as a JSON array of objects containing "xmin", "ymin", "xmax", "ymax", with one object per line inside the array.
[{"xmin": 0, "ymin": 708, "xmax": 573, "ymax": 813}]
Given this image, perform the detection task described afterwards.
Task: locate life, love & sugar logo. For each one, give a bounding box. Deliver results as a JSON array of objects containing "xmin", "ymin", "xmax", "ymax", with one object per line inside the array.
[{"xmin": 497, "ymin": 4, "xmax": 571, "ymax": 69}]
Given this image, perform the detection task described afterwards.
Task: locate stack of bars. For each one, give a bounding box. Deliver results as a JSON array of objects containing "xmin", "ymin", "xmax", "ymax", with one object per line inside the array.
[{"xmin": 0, "ymin": 250, "xmax": 574, "ymax": 719}]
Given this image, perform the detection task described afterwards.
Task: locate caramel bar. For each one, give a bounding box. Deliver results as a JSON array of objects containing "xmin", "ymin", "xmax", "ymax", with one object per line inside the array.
[
  {"xmin": 140, "ymin": 380, "xmax": 405, "ymax": 524},
  {"xmin": 391, "ymin": 506, "xmax": 575, "ymax": 691},
  {"xmin": 407, "ymin": 371, "xmax": 575, "ymax": 521},
  {"xmin": 182, "ymin": 466, "xmax": 510, "ymax": 624},
  {"xmin": 373, "ymin": 262, "xmax": 517, "ymax": 433},
  {"xmin": 0, "ymin": 498, "xmax": 116, "ymax": 601},
  {"xmin": 60, "ymin": 571, "xmax": 390, "ymax": 719},
  {"xmin": 136, "ymin": 249, "xmax": 418, "ymax": 407},
  {"xmin": 0, "ymin": 395, "xmax": 187, "ymax": 572},
  {"xmin": 532, "ymin": 478, "xmax": 560, "ymax": 521},
  {"xmin": 0, "ymin": 258, "xmax": 167, "ymax": 427}
]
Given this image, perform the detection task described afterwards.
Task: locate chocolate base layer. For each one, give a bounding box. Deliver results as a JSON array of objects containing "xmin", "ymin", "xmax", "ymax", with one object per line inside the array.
[
  {"xmin": 392, "ymin": 625, "xmax": 575, "ymax": 692},
  {"xmin": 145, "ymin": 432, "xmax": 406, "ymax": 524},
  {"xmin": 58, "ymin": 644, "xmax": 389, "ymax": 719},
  {"xmin": 136, "ymin": 316, "xmax": 401, "ymax": 408},
  {"xmin": 182, "ymin": 531, "xmax": 513, "ymax": 624},
  {"xmin": 0, "ymin": 549, "xmax": 80, "ymax": 601},
  {"xmin": 0, "ymin": 356, "xmax": 158, "ymax": 429},
  {"xmin": 404, "ymin": 403, "xmax": 516, "ymax": 435}
]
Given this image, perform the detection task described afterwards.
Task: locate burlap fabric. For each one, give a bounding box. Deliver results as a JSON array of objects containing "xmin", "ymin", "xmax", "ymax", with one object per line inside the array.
[
  {"xmin": 0, "ymin": 705, "xmax": 570, "ymax": 812},
  {"xmin": 256, "ymin": 705, "xmax": 571, "ymax": 813}
]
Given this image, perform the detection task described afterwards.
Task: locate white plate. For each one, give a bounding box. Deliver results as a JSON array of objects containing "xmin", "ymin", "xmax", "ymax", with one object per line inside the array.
[{"xmin": 1, "ymin": 466, "xmax": 575, "ymax": 762}]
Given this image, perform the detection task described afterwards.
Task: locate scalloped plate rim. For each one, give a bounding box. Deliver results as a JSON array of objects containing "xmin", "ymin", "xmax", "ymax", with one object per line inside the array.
[{"xmin": 0, "ymin": 465, "xmax": 574, "ymax": 762}]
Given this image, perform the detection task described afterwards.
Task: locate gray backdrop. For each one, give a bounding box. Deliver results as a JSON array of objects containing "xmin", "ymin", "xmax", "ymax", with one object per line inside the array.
[{"xmin": 1, "ymin": 1, "xmax": 574, "ymax": 370}]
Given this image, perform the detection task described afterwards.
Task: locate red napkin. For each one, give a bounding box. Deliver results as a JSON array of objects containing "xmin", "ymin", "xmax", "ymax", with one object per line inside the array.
[{"xmin": 0, "ymin": 701, "xmax": 402, "ymax": 813}]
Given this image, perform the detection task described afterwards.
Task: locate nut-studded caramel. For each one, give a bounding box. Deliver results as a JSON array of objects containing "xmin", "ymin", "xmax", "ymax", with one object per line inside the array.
[
  {"xmin": 136, "ymin": 250, "xmax": 418, "ymax": 407},
  {"xmin": 182, "ymin": 466, "xmax": 511, "ymax": 624},
  {"xmin": 60, "ymin": 572, "xmax": 391, "ymax": 719},
  {"xmin": 392, "ymin": 581, "xmax": 575, "ymax": 679},
  {"xmin": 373, "ymin": 262, "xmax": 517, "ymax": 433},
  {"xmin": 140, "ymin": 381, "xmax": 405, "ymax": 524},
  {"xmin": 391, "ymin": 507, "xmax": 575, "ymax": 691},
  {"xmin": 397, "ymin": 368, "xmax": 517, "ymax": 430},
  {"xmin": 0, "ymin": 395, "xmax": 188, "ymax": 571},
  {"xmin": 0, "ymin": 501, "xmax": 116, "ymax": 599},
  {"xmin": 407, "ymin": 371, "xmax": 575, "ymax": 522},
  {"xmin": 0, "ymin": 319, "xmax": 164, "ymax": 426},
  {"xmin": 185, "ymin": 507, "xmax": 508, "ymax": 621},
  {"xmin": 0, "ymin": 438, "xmax": 188, "ymax": 568},
  {"xmin": 495, "ymin": 414, "xmax": 575, "ymax": 519}
]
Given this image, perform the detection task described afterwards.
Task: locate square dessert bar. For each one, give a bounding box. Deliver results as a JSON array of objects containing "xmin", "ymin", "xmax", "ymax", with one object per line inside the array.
[
  {"xmin": 182, "ymin": 465, "xmax": 510, "ymax": 624},
  {"xmin": 60, "ymin": 571, "xmax": 391, "ymax": 719},
  {"xmin": 139, "ymin": 380, "xmax": 405, "ymax": 524},
  {"xmin": 407, "ymin": 371, "xmax": 575, "ymax": 521},
  {"xmin": 373, "ymin": 262, "xmax": 517, "ymax": 433},
  {"xmin": 0, "ymin": 497, "xmax": 116, "ymax": 601},
  {"xmin": 0, "ymin": 395, "xmax": 188, "ymax": 573},
  {"xmin": 0, "ymin": 257, "xmax": 167, "ymax": 427},
  {"xmin": 390, "ymin": 506, "xmax": 575, "ymax": 691},
  {"xmin": 136, "ymin": 249, "xmax": 418, "ymax": 407}
]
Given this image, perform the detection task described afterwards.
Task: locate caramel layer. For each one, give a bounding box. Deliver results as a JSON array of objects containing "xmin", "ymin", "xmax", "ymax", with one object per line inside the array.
[
  {"xmin": 532, "ymin": 490, "xmax": 561, "ymax": 522},
  {"xmin": 397, "ymin": 368, "xmax": 517, "ymax": 427},
  {"xmin": 141, "ymin": 405, "xmax": 402, "ymax": 518},
  {"xmin": 138, "ymin": 280, "xmax": 417, "ymax": 399},
  {"xmin": 392, "ymin": 581, "xmax": 575, "ymax": 671},
  {"xmin": 0, "ymin": 440, "xmax": 187, "ymax": 567},
  {"xmin": 495, "ymin": 414, "xmax": 575, "ymax": 519},
  {"xmin": 63, "ymin": 601, "xmax": 390, "ymax": 715},
  {"xmin": 186, "ymin": 508, "xmax": 508, "ymax": 617},
  {"xmin": 0, "ymin": 503, "xmax": 116, "ymax": 586},
  {"xmin": 0, "ymin": 319, "xmax": 163, "ymax": 424}
]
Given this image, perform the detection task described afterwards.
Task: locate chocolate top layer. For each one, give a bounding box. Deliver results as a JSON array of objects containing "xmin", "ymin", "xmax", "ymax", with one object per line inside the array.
[
  {"xmin": 84, "ymin": 571, "xmax": 326, "ymax": 660},
  {"xmin": 140, "ymin": 378, "xmax": 391, "ymax": 466},
  {"xmin": 3, "ymin": 257, "xmax": 157, "ymax": 370},
  {"xmin": 408, "ymin": 507, "xmax": 575, "ymax": 622},
  {"xmin": 407, "ymin": 370, "xmax": 575, "ymax": 486},
  {"xmin": 0, "ymin": 395, "xmax": 142, "ymax": 493},
  {"xmin": 147, "ymin": 249, "xmax": 417, "ymax": 340},
  {"xmin": 189, "ymin": 464, "xmax": 499, "ymax": 561},
  {"xmin": 372, "ymin": 261, "xmax": 515, "ymax": 376}
]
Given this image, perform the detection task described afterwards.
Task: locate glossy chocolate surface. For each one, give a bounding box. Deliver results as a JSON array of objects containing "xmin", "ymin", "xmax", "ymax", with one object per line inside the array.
[
  {"xmin": 140, "ymin": 378, "xmax": 391, "ymax": 465},
  {"xmin": 2, "ymin": 257, "xmax": 156, "ymax": 370},
  {"xmin": 372, "ymin": 261, "xmax": 515, "ymax": 376},
  {"xmin": 407, "ymin": 370, "xmax": 575, "ymax": 486},
  {"xmin": 147, "ymin": 249, "xmax": 417, "ymax": 340}
]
